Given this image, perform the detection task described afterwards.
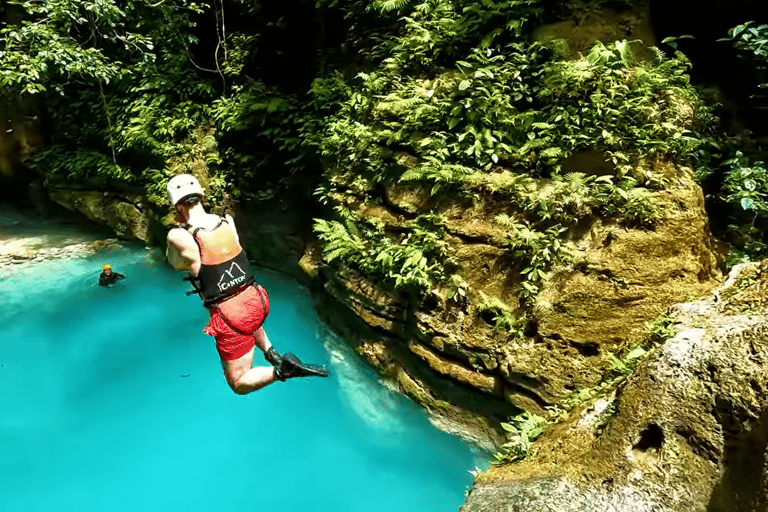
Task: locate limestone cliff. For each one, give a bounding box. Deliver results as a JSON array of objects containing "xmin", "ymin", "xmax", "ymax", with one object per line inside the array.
[
  {"xmin": 0, "ymin": 6, "xmax": 44, "ymax": 184},
  {"xmin": 461, "ymin": 260, "xmax": 768, "ymax": 512},
  {"xmin": 47, "ymin": 186, "xmax": 157, "ymax": 244},
  {"xmin": 302, "ymin": 159, "xmax": 723, "ymax": 448}
]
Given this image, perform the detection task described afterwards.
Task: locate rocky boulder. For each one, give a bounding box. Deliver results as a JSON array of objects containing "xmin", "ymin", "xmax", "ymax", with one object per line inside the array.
[
  {"xmin": 461, "ymin": 260, "xmax": 768, "ymax": 512},
  {"xmin": 48, "ymin": 188, "xmax": 157, "ymax": 244}
]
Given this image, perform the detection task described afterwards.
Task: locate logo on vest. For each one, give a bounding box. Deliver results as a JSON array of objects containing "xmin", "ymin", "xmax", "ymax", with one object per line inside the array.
[{"xmin": 218, "ymin": 262, "xmax": 246, "ymax": 291}]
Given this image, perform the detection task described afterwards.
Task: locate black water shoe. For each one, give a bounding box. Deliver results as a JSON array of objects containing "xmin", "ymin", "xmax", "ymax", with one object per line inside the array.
[
  {"xmin": 264, "ymin": 347, "xmax": 283, "ymax": 367},
  {"xmin": 273, "ymin": 352, "xmax": 330, "ymax": 382}
]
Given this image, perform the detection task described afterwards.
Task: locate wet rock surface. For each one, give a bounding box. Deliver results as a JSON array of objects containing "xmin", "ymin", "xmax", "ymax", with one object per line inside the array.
[
  {"xmin": 0, "ymin": 204, "xmax": 122, "ymax": 268},
  {"xmin": 0, "ymin": 237, "xmax": 120, "ymax": 267},
  {"xmin": 48, "ymin": 188, "xmax": 156, "ymax": 244},
  {"xmin": 309, "ymin": 264, "xmax": 511, "ymax": 452},
  {"xmin": 461, "ymin": 261, "xmax": 768, "ymax": 512}
]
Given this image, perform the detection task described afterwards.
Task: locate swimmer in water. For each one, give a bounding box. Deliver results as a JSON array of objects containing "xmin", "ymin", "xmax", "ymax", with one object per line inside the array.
[
  {"xmin": 164, "ymin": 174, "xmax": 329, "ymax": 395},
  {"xmin": 99, "ymin": 264, "xmax": 125, "ymax": 286}
]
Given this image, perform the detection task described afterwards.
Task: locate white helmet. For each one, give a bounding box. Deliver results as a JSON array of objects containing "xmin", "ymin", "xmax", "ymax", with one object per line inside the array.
[{"xmin": 167, "ymin": 174, "xmax": 205, "ymax": 205}]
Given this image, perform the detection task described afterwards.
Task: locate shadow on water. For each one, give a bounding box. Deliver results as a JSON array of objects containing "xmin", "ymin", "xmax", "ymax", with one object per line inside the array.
[{"xmin": 707, "ymin": 405, "xmax": 768, "ymax": 512}]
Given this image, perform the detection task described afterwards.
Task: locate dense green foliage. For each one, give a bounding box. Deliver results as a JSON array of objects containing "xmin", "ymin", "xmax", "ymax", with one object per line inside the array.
[
  {"xmin": 0, "ymin": 0, "xmax": 305, "ymax": 209},
  {"xmin": 305, "ymin": 0, "xmax": 718, "ymax": 307},
  {"xmin": 714, "ymin": 21, "xmax": 768, "ymax": 265},
  {"xmin": 315, "ymin": 208, "xmax": 454, "ymax": 296},
  {"xmin": 722, "ymin": 21, "xmax": 768, "ymax": 91},
  {"xmin": 494, "ymin": 410, "xmax": 547, "ymax": 464},
  {"xmin": 2, "ymin": 1, "xmax": 767, "ymax": 295},
  {"xmin": 2, "ymin": 1, "xmax": 210, "ymax": 191}
]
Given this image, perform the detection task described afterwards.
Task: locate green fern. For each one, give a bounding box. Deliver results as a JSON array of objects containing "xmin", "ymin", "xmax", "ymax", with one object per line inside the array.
[
  {"xmin": 494, "ymin": 411, "xmax": 548, "ymax": 464},
  {"xmin": 477, "ymin": 293, "xmax": 524, "ymax": 335},
  {"xmin": 314, "ymin": 219, "xmax": 366, "ymax": 263},
  {"xmin": 607, "ymin": 345, "xmax": 648, "ymax": 376},
  {"xmin": 494, "ymin": 213, "xmax": 518, "ymax": 230}
]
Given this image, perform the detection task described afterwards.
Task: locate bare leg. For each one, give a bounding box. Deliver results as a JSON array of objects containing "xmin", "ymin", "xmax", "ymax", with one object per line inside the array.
[
  {"xmin": 253, "ymin": 327, "xmax": 272, "ymax": 353},
  {"xmin": 221, "ymin": 346, "xmax": 277, "ymax": 395}
]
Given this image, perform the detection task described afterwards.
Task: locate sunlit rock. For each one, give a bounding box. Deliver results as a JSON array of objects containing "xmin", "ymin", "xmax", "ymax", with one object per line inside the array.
[
  {"xmin": 462, "ymin": 261, "xmax": 768, "ymax": 512},
  {"xmin": 48, "ymin": 189, "xmax": 152, "ymax": 244}
]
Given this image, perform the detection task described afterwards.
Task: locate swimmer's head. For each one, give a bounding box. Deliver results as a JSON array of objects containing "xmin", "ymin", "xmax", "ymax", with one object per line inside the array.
[
  {"xmin": 102, "ymin": 264, "xmax": 112, "ymax": 273},
  {"xmin": 167, "ymin": 174, "xmax": 205, "ymax": 207}
]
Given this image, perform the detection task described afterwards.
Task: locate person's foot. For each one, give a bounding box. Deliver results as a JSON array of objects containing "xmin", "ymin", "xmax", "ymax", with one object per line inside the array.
[{"xmin": 273, "ymin": 352, "xmax": 330, "ymax": 381}]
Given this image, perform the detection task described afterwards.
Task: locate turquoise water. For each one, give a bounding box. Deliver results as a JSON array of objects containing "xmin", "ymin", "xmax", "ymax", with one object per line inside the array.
[{"xmin": 0, "ymin": 242, "xmax": 485, "ymax": 511}]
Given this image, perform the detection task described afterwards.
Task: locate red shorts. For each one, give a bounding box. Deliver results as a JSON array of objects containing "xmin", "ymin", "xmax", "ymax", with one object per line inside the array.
[{"xmin": 203, "ymin": 285, "xmax": 270, "ymax": 361}]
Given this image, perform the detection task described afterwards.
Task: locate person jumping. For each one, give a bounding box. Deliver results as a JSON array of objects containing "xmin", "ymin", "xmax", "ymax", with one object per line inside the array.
[{"xmin": 165, "ymin": 174, "xmax": 329, "ymax": 395}]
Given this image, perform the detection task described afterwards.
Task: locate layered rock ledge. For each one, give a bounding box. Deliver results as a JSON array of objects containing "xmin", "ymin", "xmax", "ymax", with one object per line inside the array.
[
  {"xmin": 304, "ymin": 162, "xmax": 723, "ymax": 448},
  {"xmin": 461, "ymin": 260, "xmax": 768, "ymax": 512}
]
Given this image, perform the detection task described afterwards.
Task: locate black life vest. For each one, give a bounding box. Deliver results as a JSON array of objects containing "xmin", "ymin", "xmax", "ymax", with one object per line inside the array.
[{"xmin": 184, "ymin": 217, "xmax": 254, "ymax": 307}]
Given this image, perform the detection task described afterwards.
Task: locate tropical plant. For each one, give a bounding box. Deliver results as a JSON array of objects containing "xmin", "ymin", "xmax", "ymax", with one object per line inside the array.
[
  {"xmin": 477, "ymin": 293, "xmax": 524, "ymax": 335},
  {"xmin": 722, "ymin": 152, "xmax": 768, "ymax": 215},
  {"xmin": 314, "ymin": 209, "xmax": 455, "ymax": 297},
  {"xmin": 494, "ymin": 218, "xmax": 566, "ymax": 303},
  {"xmin": 494, "ymin": 411, "xmax": 548, "ymax": 464},
  {"xmin": 447, "ymin": 274, "xmax": 468, "ymax": 304},
  {"xmin": 643, "ymin": 314, "xmax": 678, "ymax": 343},
  {"xmin": 607, "ymin": 345, "xmax": 648, "ymax": 376},
  {"xmin": 720, "ymin": 21, "xmax": 768, "ymax": 91}
]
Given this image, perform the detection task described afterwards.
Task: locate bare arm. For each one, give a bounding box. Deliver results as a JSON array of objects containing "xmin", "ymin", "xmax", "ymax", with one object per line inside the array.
[
  {"xmin": 166, "ymin": 228, "xmax": 201, "ymax": 274},
  {"xmin": 225, "ymin": 213, "xmax": 241, "ymax": 244}
]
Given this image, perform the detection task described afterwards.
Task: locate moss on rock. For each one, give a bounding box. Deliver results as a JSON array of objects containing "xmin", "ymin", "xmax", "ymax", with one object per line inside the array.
[
  {"xmin": 48, "ymin": 189, "xmax": 154, "ymax": 243},
  {"xmin": 305, "ymin": 157, "xmax": 723, "ymax": 449},
  {"xmin": 462, "ymin": 260, "xmax": 768, "ymax": 512}
]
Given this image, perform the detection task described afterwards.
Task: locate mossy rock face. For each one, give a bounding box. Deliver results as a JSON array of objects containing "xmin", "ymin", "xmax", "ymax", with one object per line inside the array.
[
  {"xmin": 0, "ymin": 94, "xmax": 44, "ymax": 181},
  {"xmin": 462, "ymin": 260, "xmax": 768, "ymax": 512},
  {"xmin": 532, "ymin": 165, "xmax": 722, "ymax": 397},
  {"xmin": 48, "ymin": 189, "xmax": 155, "ymax": 244},
  {"xmin": 533, "ymin": 0, "xmax": 657, "ymax": 60},
  {"xmin": 309, "ymin": 264, "xmax": 511, "ymax": 452},
  {"xmin": 307, "ymin": 161, "xmax": 723, "ymax": 448}
]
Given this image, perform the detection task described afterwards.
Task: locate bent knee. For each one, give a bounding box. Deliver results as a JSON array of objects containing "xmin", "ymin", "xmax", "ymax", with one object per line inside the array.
[
  {"xmin": 231, "ymin": 385, "xmax": 250, "ymax": 396},
  {"xmin": 227, "ymin": 378, "xmax": 250, "ymax": 395}
]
